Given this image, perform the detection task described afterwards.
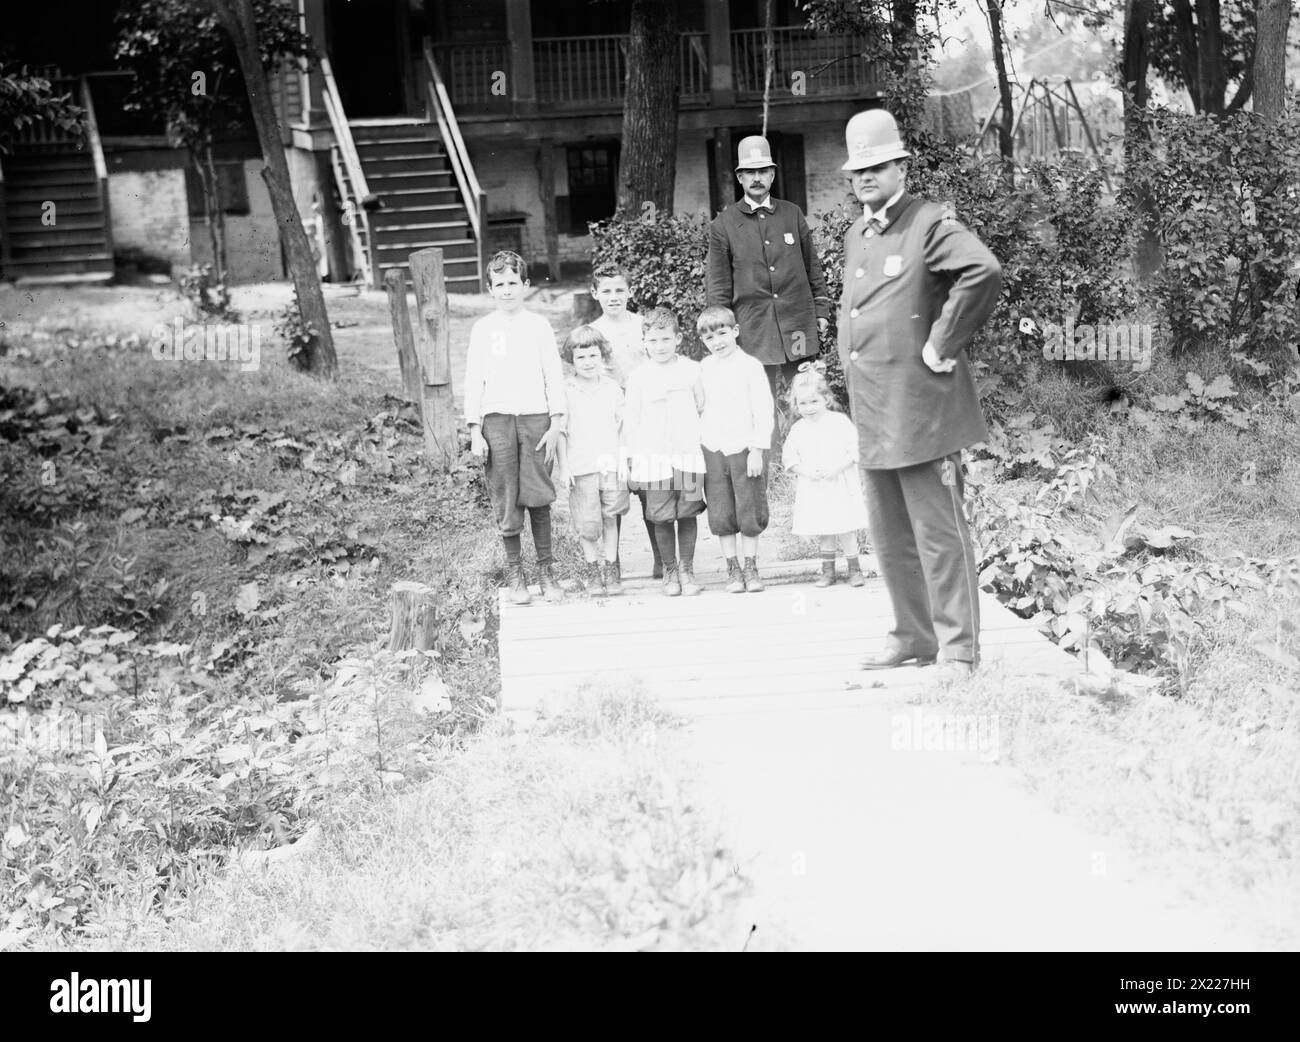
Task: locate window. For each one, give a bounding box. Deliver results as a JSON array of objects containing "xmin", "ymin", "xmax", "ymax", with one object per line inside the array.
[
  {"xmin": 565, "ymin": 143, "xmax": 620, "ymax": 234},
  {"xmin": 186, "ymin": 161, "xmax": 251, "ymax": 218}
]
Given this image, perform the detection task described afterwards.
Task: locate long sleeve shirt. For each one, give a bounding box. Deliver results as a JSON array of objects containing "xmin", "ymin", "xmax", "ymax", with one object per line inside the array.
[
  {"xmin": 563, "ymin": 374, "xmax": 623, "ymax": 476},
  {"xmin": 623, "ymin": 355, "xmax": 705, "ymax": 481},
  {"xmin": 462, "ymin": 308, "xmax": 565, "ymax": 425},
  {"xmin": 699, "ymin": 349, "xmax": 774, "ymax": 454}
]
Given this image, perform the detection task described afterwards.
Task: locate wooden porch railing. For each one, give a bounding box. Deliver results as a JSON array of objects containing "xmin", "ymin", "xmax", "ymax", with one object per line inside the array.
[
  {"xmin": 320, "ymin": 55, "xmax": 375, "ymax": 286},
  {"xmin": 426, "ymin": 41, "xmax": 511, "ymax": 110},
  {"xmin": 423, "ymin": 40, "xmax": 487, "ymax": 289},
  {"xmin": 730, "ymin": 28, "xmax": 880, "ymax": 97},
  {"xmin": 433, "ymin": 30, "xmax": 879, "ymax": 112},
  {"xmin": 13, "ymin": 74, "xmax": 82, "ymax": 147},
  {"xmin": 80, "ymin": 76, "xmax": 114, "ymax": 264}
]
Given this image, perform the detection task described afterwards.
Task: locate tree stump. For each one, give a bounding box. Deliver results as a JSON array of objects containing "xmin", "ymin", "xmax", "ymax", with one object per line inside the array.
[{"xmin": 388, "ymin": 581, "xmax": 437, "ymax": 652}]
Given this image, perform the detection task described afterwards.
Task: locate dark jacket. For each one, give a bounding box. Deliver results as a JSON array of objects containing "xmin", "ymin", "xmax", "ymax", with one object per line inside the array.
[
  {"xmin": 837, "ymin": 192, "xmax": 1002, "ymax": 468},
  {"xmin": 706, "ymin": 198, "xmax": 831, "ymax": 365}
]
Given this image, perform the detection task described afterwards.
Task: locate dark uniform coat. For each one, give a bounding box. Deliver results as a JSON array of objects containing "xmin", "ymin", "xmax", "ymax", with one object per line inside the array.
[
  {"xmin": 706, "ymin": 199, "xmax": 832, "ymax": 366},
  {"xmin": 838, "ymin": 193, "xmax": 1002, "ymax": 468}
]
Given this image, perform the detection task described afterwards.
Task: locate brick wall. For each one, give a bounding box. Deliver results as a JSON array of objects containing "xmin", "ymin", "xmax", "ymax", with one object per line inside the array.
[
  {"xmin": 803, "ymin": 122, "xmax": 858, "ymax": 227},
  {"xmin": 190, "ymin": 159, "xmax": 286, "ymax": 284},
  {"xmin": 108, "ymin": 169, "xmax": 191, "ymax": 270}
]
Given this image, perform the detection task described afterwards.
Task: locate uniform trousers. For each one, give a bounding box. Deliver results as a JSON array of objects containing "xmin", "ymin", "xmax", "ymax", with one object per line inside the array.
[{"xmin": 861, "ymin": 452, "xmax": 981, "ymax": 664}]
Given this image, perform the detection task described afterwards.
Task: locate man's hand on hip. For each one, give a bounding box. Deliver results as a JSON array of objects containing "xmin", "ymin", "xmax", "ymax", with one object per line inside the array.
[{"xmin": 922, "ymin": 341, "xmax": 956, "ymax": 373}]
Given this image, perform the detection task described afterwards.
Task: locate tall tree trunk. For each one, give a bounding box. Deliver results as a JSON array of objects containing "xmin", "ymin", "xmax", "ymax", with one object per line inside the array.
[
  {"xmin": 207, "ymin": 0, "xmax": 337, "ymax": 377},
  {"xmin": 986, "ymin": 0, "xmax": 1016, "ymax": 187},
  {"xmin": 1122, "ymin": 0, "xmax": 1163, "ymax": 283},
  {"xmin": 1253, "ymin": 0, "xmax": 1292, "ymax": 121},
  {"xmin": 616, "ymin": 0, "xmax": 680, "ymax": 218}
]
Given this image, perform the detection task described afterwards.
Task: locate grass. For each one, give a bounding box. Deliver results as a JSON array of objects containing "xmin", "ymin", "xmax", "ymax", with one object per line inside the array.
[
  {"xmin": 51, "ymin": 683, "xmax": 752, "ymax": 952},
  {"xmin": 0, "ymin": 288, "xmax": 750, "ymax": 951},
  {"xmin": 5, "ymin": 283, "xmax": 1299, "ymax": 950}
]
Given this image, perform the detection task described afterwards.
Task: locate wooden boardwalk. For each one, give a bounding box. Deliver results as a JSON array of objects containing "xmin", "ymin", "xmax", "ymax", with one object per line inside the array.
[{"xmin": 499, "ymin": 556, "xmax": 1076, "ymax": 718}]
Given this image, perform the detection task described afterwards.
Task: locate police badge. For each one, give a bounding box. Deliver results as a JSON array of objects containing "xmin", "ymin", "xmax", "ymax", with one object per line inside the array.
[
  {"xmin": 784, "ymin": 232, "xmax": 795, "ymax": 245},
  {"xmin": 883, "ymin": 255, "xmax": 903, "ymax": 277}
]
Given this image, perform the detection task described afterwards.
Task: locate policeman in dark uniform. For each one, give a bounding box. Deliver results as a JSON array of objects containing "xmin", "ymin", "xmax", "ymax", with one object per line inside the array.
[
  {"xmin": 706, "ymin": 136, "xmax": 831, "ymax": 401},
  {"xmin": 837, "ymin": 110, "xmax": 1003, "ymax": 681}
]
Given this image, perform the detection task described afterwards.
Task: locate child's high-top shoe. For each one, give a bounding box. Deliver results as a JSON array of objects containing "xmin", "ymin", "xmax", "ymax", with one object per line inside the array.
[
  {"xmin": 585, "ymin": 561, "xmax": 607, "ymax": 597},
  {"xmin": 506, "ymin": 563, "xmax": 531, "ymax": 605},
  {"xmin": 815, "ymin": 555, "xmax": 836, "ymax": 588},
  {"xmin": 679, "ymin": 561, "xmax": 701, "ymax": 596},
  {"xmin": 602, "ymin": 560, "xmax": 622, "ymax": 596},
  {"xmin": 725, "ymin": 557, "xmax": 745, "ymax": 594},
  {"xmin": 661, "ymin": 563, "xmax": 682, "ymax": 597},
  {"xmin": 538, "ymin": 564, "xmax": 564, "ymax": 603},
  {"xmin": 846, "ymin": 556, "xmax": 865, "ymax": 587},
  {"xmin": 742, "ymin": 557, "xmax": 764, "ymax": 593}
]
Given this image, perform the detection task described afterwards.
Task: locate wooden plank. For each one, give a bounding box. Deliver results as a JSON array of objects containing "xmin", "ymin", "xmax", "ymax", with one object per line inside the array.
[
  {"xmin": 503, "ymin": 602, "xmax": 1049, "ymax": 641},
  {"xmin": 504, "ymin": 626, "xmax": 1056, "ymax": 674},
  {"xmin": 383, "ymin": 269, "xmax": 423, "ymax": 404},
  {"xmin": 408, "ymin": 247, "xmax": 457, "ymax": 469}
]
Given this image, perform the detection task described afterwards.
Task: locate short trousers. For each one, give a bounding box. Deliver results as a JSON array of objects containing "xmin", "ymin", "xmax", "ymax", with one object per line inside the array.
[
  {"xmin": 568, "ymin": 471, "xmax": 630, "ymax": 541},
  {"xmin": 629, "ymin": 469, "xmax": 706, "ymax": 524},
  {"xmin": 703, "ymin": 447, "xmax": 769, "ymax": 537},
  {"xmin": 482, "ymin": 412, "xmax": 556, "ymax": 536}
]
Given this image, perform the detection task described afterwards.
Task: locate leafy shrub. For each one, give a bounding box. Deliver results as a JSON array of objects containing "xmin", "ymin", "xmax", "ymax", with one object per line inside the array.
[
  {"xmin": 273, "ymin": 288, "xmax": 321, "ymax": 370},
  {"xmin": 588, "ymin": 213, "xmax": 712, "ymax": 360},
  {"xmin": 178, "ymin": 264, "xmax": 238, "ymax": 321},
  {"xmin": 1124, "ymin": 102, "xmax": 1300, "ymax": 359}
]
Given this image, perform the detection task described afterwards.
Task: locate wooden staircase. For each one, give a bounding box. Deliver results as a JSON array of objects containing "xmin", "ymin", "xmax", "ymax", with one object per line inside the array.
[
  {"xmin": 0, "ymin": 76, "xmax": 114, "ymax": 285},
  {"xmin": 349, "ymin": 121, "xmax": 481, "ymax": 292}
]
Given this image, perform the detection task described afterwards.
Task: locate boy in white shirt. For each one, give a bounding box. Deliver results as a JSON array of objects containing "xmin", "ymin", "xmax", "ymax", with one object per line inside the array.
[
  {"xmin": 588, "ymin": 263, "xmax": 662, "ymax": 581},
  {"xmin": 464, "ymin": 251, "xmax": 566, "ymax": 605},
  {"xmin": 697, "ymin": 305, "xmax": 774, "ymax": 593}
]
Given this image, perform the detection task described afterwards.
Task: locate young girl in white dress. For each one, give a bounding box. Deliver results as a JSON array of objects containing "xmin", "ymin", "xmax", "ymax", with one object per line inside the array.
[{"xmin": 782, "ymin": 363, "xmax": 869, "ymax": 587}]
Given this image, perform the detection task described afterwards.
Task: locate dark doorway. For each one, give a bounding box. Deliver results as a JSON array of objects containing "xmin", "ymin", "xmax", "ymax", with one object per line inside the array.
[{"xmin": 326, "ymin": 0, "xmax": 407, "ymax": 117}]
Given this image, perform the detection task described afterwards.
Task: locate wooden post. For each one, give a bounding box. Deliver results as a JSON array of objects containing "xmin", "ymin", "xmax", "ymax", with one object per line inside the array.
[
  {"xmin": 384, "ymin": 269, "xmax": 423, "ymax": 405},
  {"xmin": 504, "ymin": 0, "xmax": 537, "ymax": 115},
  {"xmin": 388, "ymin": 581, "xmax": 437, "ymax": 652},
  {"xmin": 409, "ymin": 247, "xmax": 458, "ymax": 468},
  {"xmin": 538, "ymin": 139, "xmax": 560, "ymax": 282},
  {"xmin": 706, "ymin": 0, "xmax": 735, "ymax": 107}
]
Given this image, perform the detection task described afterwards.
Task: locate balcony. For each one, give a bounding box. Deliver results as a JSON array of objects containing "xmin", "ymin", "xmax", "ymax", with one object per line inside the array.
[{"xmin": 428, "ymin": 27, "xmax": 882, "ymax": 115}]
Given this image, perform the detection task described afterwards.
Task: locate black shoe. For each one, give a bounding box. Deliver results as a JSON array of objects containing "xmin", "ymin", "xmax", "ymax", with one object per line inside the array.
[{"xmin": 859, "ymin": 644, "xmax": 938, "ymax": 670}]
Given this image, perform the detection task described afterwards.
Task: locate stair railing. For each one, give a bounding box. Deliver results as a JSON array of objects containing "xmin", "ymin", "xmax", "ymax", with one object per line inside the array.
[
  {"xmin": 320, "ymin": 55, "xmax": 375, "ymax": 286},
  {"xmin": 0, "ymin": 156, "xmax": 10, "ymax": 278},
  {"xmin": 80, "ymin": 76, "xmax": 115, "ymax": 266},
  {"xmin": 423, "ymin": 39, "xmax": 487, "ymax": 289}
]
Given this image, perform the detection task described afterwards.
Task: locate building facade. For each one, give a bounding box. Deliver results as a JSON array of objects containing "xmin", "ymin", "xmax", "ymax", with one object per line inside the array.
[{"xmin": 1, "ymin": 0, "xmax": 884, "ymax": 289}]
